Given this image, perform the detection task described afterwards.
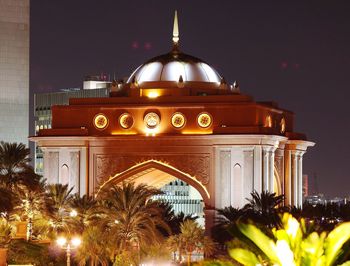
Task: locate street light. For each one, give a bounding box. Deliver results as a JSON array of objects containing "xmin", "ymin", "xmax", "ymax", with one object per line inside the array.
[{"xmin": 56, "ymin": 236, "xmax": 81, "ymax": 266}]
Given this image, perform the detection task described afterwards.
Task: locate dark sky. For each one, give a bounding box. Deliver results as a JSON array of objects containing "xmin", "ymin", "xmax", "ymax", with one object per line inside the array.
[{"xmin": 30, "ymin": 1, "xmax": 350, "ymax": 198}]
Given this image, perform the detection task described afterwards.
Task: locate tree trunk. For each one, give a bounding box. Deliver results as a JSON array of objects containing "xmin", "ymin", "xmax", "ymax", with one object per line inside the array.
[{"xmin": 187, "ymin": 251, "xmax": 192, "ymax": 266}]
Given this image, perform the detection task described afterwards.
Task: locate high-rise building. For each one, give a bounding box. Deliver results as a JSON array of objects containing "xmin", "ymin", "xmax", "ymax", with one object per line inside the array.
[{"xmin": 0, "ymin": 0, "xmax": 30, "ymax": 144}]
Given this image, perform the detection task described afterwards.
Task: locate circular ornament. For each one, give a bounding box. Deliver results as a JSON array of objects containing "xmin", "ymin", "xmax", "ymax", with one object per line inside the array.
[
  {"xmin": 144, "ymin": 112, "xmax": 160, "ymax": 129},
  {"xmin": 197, "ymin": 112, "xmax": 212, "ymax": 128},
  {"xmin": 94, "ymin": 114, "xmax": 108, "ymax": 130},
  {"xmin": 171, "ymin": 112, "xmax": 186, "ymax": 129},
  {"xmin": 119, "ymin": 113, "xmax": 134, "ymax": 129}
]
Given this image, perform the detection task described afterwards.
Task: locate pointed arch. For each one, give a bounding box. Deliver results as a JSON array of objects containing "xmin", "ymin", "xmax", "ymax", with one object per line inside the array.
[
  {"xmin": 274, "ymin": 166, "xmax": 282, "ymax": 196},
  {"xmin": 96, "ymin": 159, "xmax": 210, "ymax": 204}
]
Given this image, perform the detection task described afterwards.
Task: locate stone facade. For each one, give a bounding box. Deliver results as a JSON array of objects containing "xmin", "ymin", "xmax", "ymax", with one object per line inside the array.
[{"xmin": 0, "ymin": 0, "xmax": 29, "ymax": 144}]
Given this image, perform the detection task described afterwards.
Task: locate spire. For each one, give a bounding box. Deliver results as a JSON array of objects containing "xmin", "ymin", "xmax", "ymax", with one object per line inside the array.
[{"xmin": 172, "ymin": 10, "xmax": 179, "ymax": 47}]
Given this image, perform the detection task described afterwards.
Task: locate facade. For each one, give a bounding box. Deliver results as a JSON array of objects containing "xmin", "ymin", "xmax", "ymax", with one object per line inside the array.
[
  {"xmin": 31, "ymin": 14, "xmax": 314, "ymax": 229},
  {"xmin": 34, "ymin": 81, "xmax": 110, "ymax": 175},
  {"xmin": 0, "ymin": 0, "xmax": 30, "ymax": 144}
]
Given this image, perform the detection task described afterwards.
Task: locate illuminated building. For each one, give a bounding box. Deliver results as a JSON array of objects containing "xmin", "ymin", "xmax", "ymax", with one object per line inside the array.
[
  {"xmin": 31, "ymin": 12, "xmax": 314, "ymax": 229},
  {"xmin": 0, "ymin": 0, "xmax": 29, "ymax": 144},
  {"xmin": 34, "ymin": 75, "xmax": 111, "ymax": 174}
]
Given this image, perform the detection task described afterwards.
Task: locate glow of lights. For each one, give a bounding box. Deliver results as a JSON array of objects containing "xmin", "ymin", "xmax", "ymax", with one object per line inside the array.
[
  {"xmin": 119, "ymin": 113, "xmax": 134, "ymax": 129},
  {"xmin": 147, "ymin": 91, "xmax": 159, "ymax": 98},
  {"xmin": 197, "ymin": 112, "xmax": 212, "ymax": 128},
  {"xmin": 56, "ymin": 237, "xmax": 67, "ymax": 247},
  {"xmin": 96, "ymin": 159, "xmax": 210, "ymax": 200},
  {"xmin": 181, "ymin": 130, "xmax": 213, "ymax": 135},
  {"xmin": 94, "ymin": 114, "xmax": 108, "ymax": 130},
  {"xmin": 70, "ymin": 209, "xmax": 78, "ymax": 217},
  {"xmin": 171, "ymin": 112, "xmax": 186, "ymax": 128},
  {"xmin": 111, "ymin": 131, "xmax": 137, "ymax": 135},
  {"xmin": 265, "ymin": 115, "xmax": 272, "ymax": 128},
  {"xmin": 71, "ymin": 237, "xmax": 81, "ymax": 247},
  {"xmin": 280, "ymin": 117, "xmax": 286, "ymax": 134}
]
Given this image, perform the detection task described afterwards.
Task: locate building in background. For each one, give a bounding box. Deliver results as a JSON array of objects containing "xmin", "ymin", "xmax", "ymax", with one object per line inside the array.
[
  {"xmin": 34, "ymin": 75, "xmax": 111, "ymax": 174},
  {"xmin": 0, "ymin": 0, "xmax": 29, "ymax": 144},
  {"xmin": 303, "ymin": 174, "xmax": 309, "ymax": 198}
]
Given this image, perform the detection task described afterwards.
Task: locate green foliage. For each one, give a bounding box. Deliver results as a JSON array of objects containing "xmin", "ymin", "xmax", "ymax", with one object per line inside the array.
[
  {"xmin": 75, "ymin": 225, "xmax": 110, "ymax": 266},
  {"xmin": 0, "ymin": 141, "xmax": 40, "ymax": 191},
  {"xmin": 0, "ymin": 218, "xmax": 12, "ymax": 248},
  {"xmin": 195, "ymin": 261, "xmax": 235, "ymax": 266},
  {"xmin": 229, "ymin": 213, "xmax": 350, "ymax": 266},
  {"xmin": 167, "ymin": 220, "xmax": 216, "ymax": 265},
  {"xmin": 7, "ymin": 239, "xmax": 52, "ymax": 265},
  {"xmin": 99, "ymin": 182, "xmax": 170, "ymax": 255}
]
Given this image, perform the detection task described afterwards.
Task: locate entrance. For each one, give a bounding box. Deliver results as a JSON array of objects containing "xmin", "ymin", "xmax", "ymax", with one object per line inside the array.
[{"xmin": 97, "ymin": 160, "xmax": 209, "ymax": 227}]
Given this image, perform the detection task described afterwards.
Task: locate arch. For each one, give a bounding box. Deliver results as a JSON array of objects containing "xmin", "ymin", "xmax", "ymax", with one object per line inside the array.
[
  {"xmin": 274, "ymin": 167, "xmax": 282, "ymax": 196},
  {"xmin": 60, "ymin": 164, "xmax": 69, "ymax": 185},
  {"xmin": 96, "ymin": 159, "xmax": 210, "ymax": 204}
]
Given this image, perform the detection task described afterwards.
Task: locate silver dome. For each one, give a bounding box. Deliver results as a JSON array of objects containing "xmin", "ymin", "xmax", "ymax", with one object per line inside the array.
[{"xmin": 127, "ymin": 52, "xmax": 222, "ymax": 84}]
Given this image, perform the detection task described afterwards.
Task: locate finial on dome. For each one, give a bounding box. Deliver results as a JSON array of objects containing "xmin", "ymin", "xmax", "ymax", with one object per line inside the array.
[{"xmin": 172, "ymin": 10, "xmax": 179, "ymax": 47}]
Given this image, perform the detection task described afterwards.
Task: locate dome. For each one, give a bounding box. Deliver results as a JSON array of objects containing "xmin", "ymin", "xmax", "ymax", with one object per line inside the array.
[{"xmin": 127, "ymin": 51, "xmax": 223, "ymax": 84}]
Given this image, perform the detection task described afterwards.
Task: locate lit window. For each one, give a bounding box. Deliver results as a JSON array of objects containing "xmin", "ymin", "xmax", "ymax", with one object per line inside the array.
[
  {"xmin": 94, "ymin": 114, "xmax": 108, "ymax": 130},
  {"xmin": 265, "ymin": 115, "xmax": 272, "ymax": 128},
  {"xmin": 119, "ymin": 113, "xmax": 134, "ymax": 129},
  {"xmin": 144, "ymin": 112, "xmax": 160, "ymax": 129},
  {"xmin": 280, "ymin": 117, "xmax": 286, "ymax": 134},
  {"xmin": 171, "ymin": 112, "xmax": 186, "ymax": 129},
  {"xmin": 197, "ymin": 112, "xmax": 212, "ymax": 128}
]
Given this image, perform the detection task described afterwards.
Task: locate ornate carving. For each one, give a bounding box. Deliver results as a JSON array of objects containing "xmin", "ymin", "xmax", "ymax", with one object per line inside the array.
[{"xmin": 95, "ymin": 153, "xmax": 211, "ymax": 186}]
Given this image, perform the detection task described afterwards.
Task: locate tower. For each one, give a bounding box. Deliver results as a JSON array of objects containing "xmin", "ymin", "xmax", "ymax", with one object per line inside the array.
[{"xmin": 0, "ymin": 0, "xmax": 30, "ymax": 144}]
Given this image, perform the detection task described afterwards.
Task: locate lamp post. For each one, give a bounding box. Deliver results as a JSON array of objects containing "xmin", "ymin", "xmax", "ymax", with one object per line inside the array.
[{"xmin": 56, "ymin": 236, "xmax": 81, "ymax": 266}]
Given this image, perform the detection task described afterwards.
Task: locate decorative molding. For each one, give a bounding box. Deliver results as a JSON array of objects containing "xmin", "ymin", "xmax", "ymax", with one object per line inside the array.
[{"xmin": 95, "ymin": 153, "xmax": 211, "ymax": 186}]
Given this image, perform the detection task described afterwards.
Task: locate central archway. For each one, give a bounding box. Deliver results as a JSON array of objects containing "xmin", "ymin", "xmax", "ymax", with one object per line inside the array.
[{"xmin": 97, "ymin": 160, "xmax": 210, "ymax": 205}]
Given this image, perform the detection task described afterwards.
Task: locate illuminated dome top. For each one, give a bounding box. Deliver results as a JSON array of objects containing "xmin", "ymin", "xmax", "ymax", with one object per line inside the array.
[
  {"xmin": 126, "ymin": 11, "xmax": 225, "ymax": 88},
  {"xmin": 127, "ymin": 51, "xmax": 222, "ymax": 84}
]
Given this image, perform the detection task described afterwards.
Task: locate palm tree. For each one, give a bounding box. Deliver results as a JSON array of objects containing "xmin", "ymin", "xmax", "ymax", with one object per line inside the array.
[
  {"xmin": 243, "ymin": 190, "xmax": 284, "ymax": 228},
  {"xmin": 99, "ymin": 182, "xmax": 170, "ymax": 261},
  {"xmin": 157, "ymin": 201, "xmax": 198, "ymax": 236},
  {"xmin": 13, "ymin": 187, "xmax": 47, "ymax": 240},
  {"xmin": 69, "ymin": 194, "xmax": 100, "ymax": 234},
  {"xmin": 75, "ymin": 225, "xmax": 110, "ymax": 266},
  {"xmin": 45, "ymin": 184, "xmax": 74, "ymax": 236},
  {"xmin": 213, "ymin": 206, "xmax": 243, "ymax": 246},
  {"xmin": 175, "ymin": 220, "xmax": 216, "ymax": 266},
  {"xmin": 0, "ymin": 187, "xmax": 14, "ymax": 215},
  {"xmin": 0, "ymin": 142, "xmax": 40, "ymax": 191}
]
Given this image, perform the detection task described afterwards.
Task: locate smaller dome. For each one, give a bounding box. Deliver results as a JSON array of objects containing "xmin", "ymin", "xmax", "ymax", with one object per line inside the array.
[{"xmin": 127, "ymin": 51, "xmax": 222, "ymax": 84}]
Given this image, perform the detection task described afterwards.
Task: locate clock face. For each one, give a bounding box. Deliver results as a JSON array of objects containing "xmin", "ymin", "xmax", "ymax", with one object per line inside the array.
[
  {"xmin": 197, "ymin": 112, "xmax": 212, "ymax": 128},
  {"xmin": 144, "ymin": 112, "xmax": 160, "ymax": 129},
  {"xmin": 171, "ymin": 112, "xmax": 186, "ymax": 128},
  {"xmin": 119, "ymin": 113, "xmax": 134, "ymax": 129},
  {"xmin": 94, "ymin": 114, "xmax": 108, "ymax": 130}
]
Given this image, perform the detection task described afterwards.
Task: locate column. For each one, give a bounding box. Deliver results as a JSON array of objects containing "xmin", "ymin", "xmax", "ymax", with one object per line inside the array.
[{"xmin": 253, "ymin": 146, "xmax": 262, "ymax": 193}]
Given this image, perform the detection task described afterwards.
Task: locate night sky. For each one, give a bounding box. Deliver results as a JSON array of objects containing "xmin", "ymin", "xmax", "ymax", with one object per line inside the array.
[{"xmin": 30, "ymin": 1, "xmax": 350, "ymax": 198}]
